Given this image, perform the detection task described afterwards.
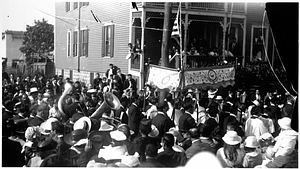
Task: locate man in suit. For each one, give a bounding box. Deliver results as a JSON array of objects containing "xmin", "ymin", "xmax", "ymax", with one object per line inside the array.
[
  {"xmin": 229, "ymin": 37, "xmax": 240, "ymax": 56},
  {"xmin": 157, "ymin": 133, "xmax": 187, "ymax": 167},
  {"xmin": 178, "ymin": 99, "xmax": 196, "ymax": 132},
  {"xmin": 105, "ymin": 64, "xmax": 117, "ymax": 81},
  {"xmin": 269, "ymin": 97, "xmax": 281, "ymax": 133},
  {"xmin": 251, "ymin": 89, "xmax": 262, "ymax": 103},
  {"xmin": 185, "ymin": 128, "xmax": 215, "ymax": 159},
  {"xmin": 282, "ymin": 95, "xmax": 294, "ymax": 118},
  {"xmin": 151, "ymin": 101, "xmax": 175, "ymax": 139},
  {"xmin": 29, "ymin": 102, "xmax": 49, "ymax": 126},
  {"xmin": 128, "ymin": 96, "xmax": 143, "ymax": 138},
  {"xmin": 123, "ymin": 74, "xmax": 137, "ymax": 96},
  {"xmin": 93, "ymin": 73, "xmax": 102, "ymax": 90}
]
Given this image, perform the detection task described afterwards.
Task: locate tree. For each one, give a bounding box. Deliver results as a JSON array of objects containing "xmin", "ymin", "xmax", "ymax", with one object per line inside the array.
[{"xmin": 20, "ymin": 19, "xmax": 54, "ymax": 65}]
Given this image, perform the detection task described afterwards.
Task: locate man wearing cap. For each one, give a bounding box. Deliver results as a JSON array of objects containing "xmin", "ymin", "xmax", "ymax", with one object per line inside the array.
[{"xmin": 28, "ymin": 87, "xmax": 39, "ymax": 105}]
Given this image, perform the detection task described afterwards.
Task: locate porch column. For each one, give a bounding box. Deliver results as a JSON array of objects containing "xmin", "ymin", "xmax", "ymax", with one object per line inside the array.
[
  {"xmin": 139, "ymin": 3, "xmax": 146, "ymax": 90},
  {"xmin": 242, "ymin": 3, "xmax": 247, "ymax": 67},
  {"xmin": 222, "ymin": 2, "xmax": 228, "ymax": 60}
]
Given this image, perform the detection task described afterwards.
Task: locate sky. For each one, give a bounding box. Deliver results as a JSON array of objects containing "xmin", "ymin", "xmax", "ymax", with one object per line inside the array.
[{"xmin": 1, "ymin": 0, "xmax": 55, "ymax": 32}]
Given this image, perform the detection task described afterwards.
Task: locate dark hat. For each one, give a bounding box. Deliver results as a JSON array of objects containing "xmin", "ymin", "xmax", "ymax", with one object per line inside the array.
[
  {"xmin": 70, "ymin": 113, "xmax": 85, "ymax": 124},
  {"xmin": 13, "ymin": 119, "xmax": 28, "ymax": 133},
  {"xmin": 38, "ymin": 138, "xmax": 58, "ymax": 152},
  {"xmin": 4, "ymin": 100, "xmax": 14, "ymax": 111},
  {"xmin": 88, "ymin": 130, "xmax": 112, "ymax": 146},
  {"xmin": 63, "ymin": 129, "xmax": 88, "ymax": 146}
]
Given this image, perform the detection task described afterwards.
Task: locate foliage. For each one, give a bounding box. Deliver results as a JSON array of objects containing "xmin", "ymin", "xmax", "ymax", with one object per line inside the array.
[{"xmin": 19, "ymin": 19, "xmax": 54, "ymax": 65}]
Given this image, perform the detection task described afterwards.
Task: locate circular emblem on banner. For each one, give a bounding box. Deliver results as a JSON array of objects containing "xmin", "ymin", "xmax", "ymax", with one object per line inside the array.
[
  {"xmin": 208, "ymin": 69, "xmax": 217, "ymax": 82},
  {"xmin": 161, "ymin": 75, "xmax": 171, "ymax": 85}
]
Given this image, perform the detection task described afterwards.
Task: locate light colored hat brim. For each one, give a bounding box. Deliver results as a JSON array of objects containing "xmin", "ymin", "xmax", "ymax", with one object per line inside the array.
[
  {"xmin": 73, "ymin": 116, "xmax": 92, "ymax": 132},
  {"xmin": 148, "ymin": 125, "xmax": 159, "ymax": 138},
  {"xmin": 110, "ymin": 130, "xmax": 126, "ymax": 141},
  {"xmin": 99, "ymin": 121, "xmax": 114, "ymax": 131},
  {"xmin": 278, "ymin": 118, "xmax": 291, "ymax": 130},
  {"xmin": 222, "ymin": 135, "xmax": 242, "ymax": 145}
]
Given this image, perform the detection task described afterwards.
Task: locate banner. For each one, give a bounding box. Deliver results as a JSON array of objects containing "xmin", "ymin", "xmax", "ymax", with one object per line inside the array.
[
  {"xmin": 146, "ymin": 65, "xmax": 180, "ymax": 91},
  {"xmin": 184, "ymin": 65, "xmax": 235, "ymax": 88}
]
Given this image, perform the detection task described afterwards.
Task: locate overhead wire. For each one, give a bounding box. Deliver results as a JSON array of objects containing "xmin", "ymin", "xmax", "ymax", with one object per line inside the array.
[{"xmin": 261, "ymin": 10, "xmax": 298, "ymax": 98}]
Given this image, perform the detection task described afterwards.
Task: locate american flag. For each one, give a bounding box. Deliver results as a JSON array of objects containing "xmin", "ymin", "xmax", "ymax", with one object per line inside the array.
[{"xmin": 171, "ymin": 8, "xmax": 180, "ymax": 36}]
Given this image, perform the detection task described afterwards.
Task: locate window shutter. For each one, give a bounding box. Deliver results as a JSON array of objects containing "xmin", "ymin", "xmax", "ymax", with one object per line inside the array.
[
  {"xmin": 110, "ymin": 25, "xmax": 115, "ymax": 57},
  {"xmin": 101, "ymin": 27, "xmax": 105, "ymax": 57},
  {"xmin": 86, "ymin": 30, "xmax": 89, "ymax": 57}
]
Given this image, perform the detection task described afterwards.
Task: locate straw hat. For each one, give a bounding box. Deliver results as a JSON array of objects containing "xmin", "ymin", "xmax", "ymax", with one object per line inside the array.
[
  {"xmin": 148, "ymin": 125, "xmax": 159, "ymax": 138},
  {"xmin": 40, "ymin": 118, "xmax": 59, "ymax": 135},
  {"xmin": 187, "ymin": 89, "xmax": 193, "ymax": 93},
  {"xmin": 259, "ymin": 132, "xmax": 274, "ymax": 142},
  {"xmin": 222, "ymin": 131, "xmax": 242, "ymax": 145},
  {"xmin": 110, "ymin": 130, "xmax": 127, "ymax": 141},
  {"xmin": 73, "ymin": 116, "xmax": 92, "ymax": 132},
  {"xmin": 208, "ymin": 89, "xmax": 218, "ymax": 99},
  {"xmin": 278, "ymin": 117, "xmax": 292, "ymax": 130},
  {"xmin": 30, "ymin": 87, "xmax": 38, "ymax": 94},
  {"xmin": 88, "ymin": 130, "xmax": 112, "ymax": 146},
  {"xmin": 244, "ymin": 136, "xmax": 259, "ymax": 148},
  {"xmin": 87, "ymin": 89, "xmax": 97, "ymax": 93},
  {"xmin": 215, "ymin": 95, "xmax": 223, "ymax": 100},
  {"xmin": 252, "ymin": 100, "xmax": 260, "ymax": 106},
  {"xmin": 99, "ymin": 120, "xmax": 114, "ymax": 131}
]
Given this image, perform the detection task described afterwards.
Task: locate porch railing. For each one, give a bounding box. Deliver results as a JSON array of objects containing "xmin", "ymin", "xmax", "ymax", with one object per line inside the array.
[
  {"xmin": 186, "ymin": 55, "xmax": 238, "ymax": 68},
  {"xmin": 138, "ymin": 2, "xmax": 245, "ymax": 13}
]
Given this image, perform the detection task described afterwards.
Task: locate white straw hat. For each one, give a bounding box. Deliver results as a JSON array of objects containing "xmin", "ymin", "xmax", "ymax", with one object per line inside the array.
[
  {"xmin": 244, "ymin": 136, "xmax": 259, "ymax": 148},
  {"xmin": 222, "ymin": 131, "xmax": 242, "ymax": 145},
  {"xmin": 278, "ymin": 117, "xmax": 292, "ymax": 130}
]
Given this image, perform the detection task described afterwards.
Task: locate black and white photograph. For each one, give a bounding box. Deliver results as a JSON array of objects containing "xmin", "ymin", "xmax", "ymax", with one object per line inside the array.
[{"xmin": 1, "ymin": 1, "xmax": 298, "ymax": 168}]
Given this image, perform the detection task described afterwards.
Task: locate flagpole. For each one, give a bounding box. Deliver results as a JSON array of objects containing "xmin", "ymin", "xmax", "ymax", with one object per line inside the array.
[{"xmin": 179, "ymin": 2, "xmax": 183, "ymax": 90}]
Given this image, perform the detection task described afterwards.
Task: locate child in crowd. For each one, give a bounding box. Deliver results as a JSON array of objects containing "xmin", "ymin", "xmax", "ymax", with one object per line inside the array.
[{"xmin": 243, "ymin": 136, "xmax": 263, "ymax": 168}]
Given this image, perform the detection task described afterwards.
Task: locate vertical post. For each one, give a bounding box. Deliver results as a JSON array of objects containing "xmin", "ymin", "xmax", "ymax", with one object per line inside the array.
[
  {"xmin": 222, "ymin": 2, "xmax": 228, "ymax": 60},
  {"xmin": 242, "ymin": 3, "xmax": 247, "ymax": 67},
  {"xmin": 77, "ymin": 2, "xmax": 81, "ymax": 72},
  {"xmin": 139, "ymin": 3, "xmax": 146, "ymax": 90},
  {"xmin": 159, "ymin": 2, "xmax": 173, "ymax": 104},
  {"xmin": 183, "ymin": 13, "xmax": 189, "ymax": 89}
]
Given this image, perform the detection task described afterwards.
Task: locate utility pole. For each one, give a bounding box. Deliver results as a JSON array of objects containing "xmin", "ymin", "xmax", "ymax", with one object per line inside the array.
[
  {"xmin": 77, "ymin": 2, "xmax": 81, "ymax": 72},
  {"xmin": 159, "ymin": 2, "xmax": 173, "ymax": 104}
]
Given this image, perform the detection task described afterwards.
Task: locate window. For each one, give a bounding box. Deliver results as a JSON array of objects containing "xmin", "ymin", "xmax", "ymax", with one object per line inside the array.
[
  {"xmin": 102, "ymin": 24, "xmax": 115, "ymax": 57},
  {"xmin": 65, "ymin": 2, "xmax": 70, "ymax": 12},
  {"xmin": 80, "ymin": 29, "xmax": 89, "ymax": 57},
  {"xmin": 73, "ymin": 2, "xmax": 78, "ymax": 10},
  {"xmin": 73, "ymin": 30, "xmax": 78, "ymax": 57},
  {"xmin": 250, "ymin": 26, "xmax": 269, "ymax": 62},
  {"xmin": 67, "ymin": 31, "xmax": 71, "ymax": 57},
  {"xmin": 82, "ymin": 2, "xmax": 89, "ymax": 6}
]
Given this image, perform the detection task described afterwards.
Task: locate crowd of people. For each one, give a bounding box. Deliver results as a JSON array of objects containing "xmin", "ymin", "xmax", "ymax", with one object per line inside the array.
[{"xmin": 2, "ymin": 63, "xmax": 298, "ymax": 168}]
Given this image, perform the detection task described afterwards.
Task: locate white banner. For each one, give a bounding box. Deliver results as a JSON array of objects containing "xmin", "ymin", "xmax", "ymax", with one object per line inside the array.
[
  {"xmin": 184, "ymin": 65, "xmax": 235, "ymax": 86},
  {"xmin": 147, "ymin": 65, "xmax": 180, "ymax": 91}
]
